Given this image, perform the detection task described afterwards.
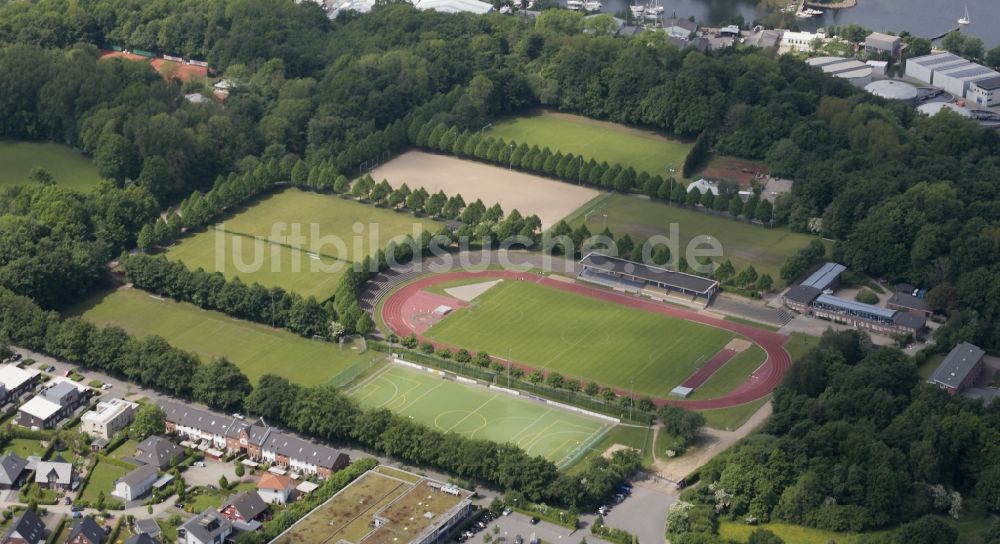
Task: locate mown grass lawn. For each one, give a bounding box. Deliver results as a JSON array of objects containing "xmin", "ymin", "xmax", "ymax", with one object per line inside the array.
[
  {"xmin": 698, "ymin": 395, "xmax": 770, "ymax": 431},
  {"xmin": 689, "ymin": 345, "xmax": 766, "ymax": 401},
  {"xmin": 79, "ymin": 460, "xmax": 133, "ymax": 503},
  {"xmin": 4, "ymin": 438, "xmax": 48, "ymax": 458},
  {"xmin": 70, "ymin": 287, "xmax": 380, "ymax": 386},
  {"xmin": 569, "ymin": 194, "xmax": 824, "ymax": 286},
  {"xmin": 488, "ymin": 111, "xmax": 692, "ymax": 178},
  {"xmin": 565, "ymin": 424, "xmax": 654, "ymax": 474},
  {"xmin": 425, "ymin": 280, "xmax": 737, "ymax": 398},
  {"xmin": 0, "ymin": 140, "xmax": 101, "ymax": 190}
]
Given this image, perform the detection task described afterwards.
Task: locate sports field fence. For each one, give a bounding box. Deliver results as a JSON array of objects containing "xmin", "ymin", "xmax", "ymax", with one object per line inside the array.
[
  {"xmin": 368, "ymin": 341, "xmax": 652, "ymax": 425},
  {"xmin": 326, "ymin": 354, "xmax": 384, "ymax": 388}
]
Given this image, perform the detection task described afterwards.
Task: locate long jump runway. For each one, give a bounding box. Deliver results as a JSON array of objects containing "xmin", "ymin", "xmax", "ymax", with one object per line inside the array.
[{"xmin": 381, "ymin": 271, "xmax": 792, "ymax": 410}]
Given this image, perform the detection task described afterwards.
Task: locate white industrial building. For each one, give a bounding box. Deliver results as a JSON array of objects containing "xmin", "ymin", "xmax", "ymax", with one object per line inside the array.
[
  {"xmin": 806, "ymin": 56, "xmax": 872, "ymax": 87},
  {"xmin": 781, "ymin": 30, "xmax": 826, "ymax": 53},
  {"xmin": 934, "ymin": 64, "xmax": 1000, "ymax": 100},
  {"xmin": 905, "ymin": 52, "xmax": 970, "ymax": 86},
  {"xmin": 968, "ymin": 76, "xmax": 1000, "ymax": 107}
]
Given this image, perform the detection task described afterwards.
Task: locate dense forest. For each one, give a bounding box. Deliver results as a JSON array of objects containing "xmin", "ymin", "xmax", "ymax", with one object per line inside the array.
[
  {"xmin": 670, "ymin": 330, "xmax": 1000, "ymax": 543},
  {"xmin": 1, "ymin": 0, "xmax": 999, "ymax": 533}
]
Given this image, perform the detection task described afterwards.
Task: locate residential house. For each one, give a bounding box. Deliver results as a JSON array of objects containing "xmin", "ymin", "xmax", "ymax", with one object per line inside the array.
[
  {"xmin": 0, "ymin": 453, "xmax": 27, "ymax": 489},
  {"xmin": 16, "ymin": 380, "xmax": 88, "ymax": 429},
  {"xmin": 81, "ymin": 399, "xmax": 138, "ymax": 440},
  {"xmin": 133, "ymin": 520, "xmax": 161, "ymax": 539},
  {"xmin": 112, "ymin": 464, "xmax": 158, "ymax": 502},
  {"xmin": 2, "ymin": 509, "xmax": 46, "ymax": 544},
  {"xmin": 66, "ymin": 517, "xmax": 105, "ymax": 544},
  {"xmin": 133, "ymin": 436, "xmax": 184, "ymax": 469},
  {"xmin": 180, "ymin": 509, "xmax": 232, "ymax": 544},
  {"xmin": 160, "ymin": 401, "xmax": 348, "ymax": 478},
  {"xmin": 0, "ymin": 364, "xmax": 41, "ymax": 407},
  {"xmin": 220, "ymin": 491, "xmax": 269, "ymax": 524},
  {"xmin": 34, "ymin": 460, "xmax": 75, "ymax": 490},
  {"xmin": 124, "ymin": 535, "xmax": 156, "ymax": 544},
  {"xmin": 257, "ymin": 473, "xmax": 295, "ymax": 504}
]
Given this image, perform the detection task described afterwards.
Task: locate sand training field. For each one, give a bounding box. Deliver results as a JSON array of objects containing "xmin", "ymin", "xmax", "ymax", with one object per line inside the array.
[{"xmin": 370, "ymin": 151, "xmax": 599, "ymax": 229}]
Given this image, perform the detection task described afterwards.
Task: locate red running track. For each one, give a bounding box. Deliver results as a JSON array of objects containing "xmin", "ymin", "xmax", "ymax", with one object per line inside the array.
[
  {"xmin": 680, "ymin": 349, "xmax": 736, "ymax": 390},
  {"xmin": 381, "ymin": 270, "xmax": 792, "ymax": 410}
]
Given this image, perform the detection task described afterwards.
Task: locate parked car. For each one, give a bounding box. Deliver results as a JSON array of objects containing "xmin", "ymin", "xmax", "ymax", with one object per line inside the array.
[
  {"xmin": 193, "ymin": 461, "xmax": 206, "ymax": 467},
  {"xmin": 529, "ymin": 517, "xmax": 539, "ymax": 525},
  {"xmin": 515, "ymin": 536, "xmax": 523, "ymax": 544},
  {"xmin": 71, "ymin": 506, "xmax": 83, "ymax": 512},
  {"xmin": 11, "ymin": 353, "xmax": 21, "ymax": 361},
  {"xmin": 502, "ymin": 508, "xmax": 512, "ymax": 516},
  {"xmin": 101, "ymin": 383, "xmax": 113, "ymax": 390},
  {"xmin": 72, "ymin": 512, "xmax": 82, "ymax": 519},
  {"xmin": 44, "ymin": 365, "xmax": 55, "ymax": 372},
  {"xmin": 63, "ymin": 497, "xmax": 72, "ymax": 505}
]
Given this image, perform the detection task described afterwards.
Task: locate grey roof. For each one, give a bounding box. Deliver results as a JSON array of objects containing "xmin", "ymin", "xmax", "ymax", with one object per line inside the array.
[
  {"xmin": 929, "ymin": 342, "xmax": 985, "ymax": 389},
  {"xmin": 909, "ymin": 52, "xmax": 965, "ymax": 67},
  {"xmin": 783, "ymin": 285, "xmax": 821, "ymax": 305},
  {"xmin": 746, "ymin": 30, "xmax": 780, "ymax": 48},
  {"xmin": 580, "ymin": 253, "xmax": 719, "ymax": 294},
  {"xmin": 939, "ymin": 64, "xmax": 995, "ymax": 79},
  {"xmin": 813, "ymin": 294, "xmax": 896, "ymax": 320},
  {"xmin": 6, "ymin": 509, "xmax": 45, "ymax": 544},
  {"xmin": 0, "ymin": 453, "xmax": 27, "ymax": 485},
  {"xmin": 35, "ymin": 461, "xmax": 73, "ymax": 485},
  {"xmin": 135, "ymin": 435, "xmax": 184, "ymax": 467},
  {"xmin": 892, "ymin": 312, "xmax": 926, "ymax": 331},
  {"xmin": 68, "ymin": 517, "xmax": 105, "ymax": 544},
  {"xmin": 42, "ymin": 381, "xmax": 78, "ymax": 405},
  {"xmin": 799, "ymin": 262, "xmax": 846, "ymax": 291},
  {"xmin": 261, "ymin": 433, "xmax": 347, "ymax": 470},
  {"xmin": 181, "ymin": 509, "xmax": 232, "ymax": 543},
  {"xmin": 134, "ymin": 519, "xmax": 161, "ymax": 536},
  {"xmin": 888, "ymin": 292, "xmax": 929, "ymax": 311},
  {"xmin": 116, "ymin": 464, "xmax": 158, "ymax": 489},
  {"xmin": 973, "ymin": 76, "xmax": 1000, "ymax": 90},
  {"xmin": 125, "ymin": 534, "xmax": 157, "ymax": 544},
  {"xmin": 159, "ymin": 400, "xmax": 237, "ymax": 437},
  {"xmin": 224, "ymin": 491, "xmax": 269, "ymax": 520},
  {"xmin": 664, "ymin": 17, "xmax": 697, "ymax": 31}
]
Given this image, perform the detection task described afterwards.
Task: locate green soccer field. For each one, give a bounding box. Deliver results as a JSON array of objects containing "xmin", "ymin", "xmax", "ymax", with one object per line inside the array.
[
  {"xmin": 0, "ymin": 140, "xmax": 102, "ymax": 190},
  {"xmin": 217, "ymin": 189, "xmax": 435, "ymax": 263},
  {"xmin": 166, "ymin": 188, "xmax": 434, "ymax": 299},
  {"xmin": 166, "ymin": 229, "xmax": 346, "ymax": 299},
  {"xmin": 488, "ymin": 111, "xmax": 692, "ymax": 178},
  {"xmin": 424, "ymin": 281, "xmax": 737, "ymax": 398},
  {"xmin": 570, "ymin": 194, "xmax": 824, "ymax": 285},
  {"xmin": 71, "ymin": 288, "xmax": 379, "ymax": 385},
  {"xmin": 350, "ymin": 365, "xmax": 611, "ymax": 466}
]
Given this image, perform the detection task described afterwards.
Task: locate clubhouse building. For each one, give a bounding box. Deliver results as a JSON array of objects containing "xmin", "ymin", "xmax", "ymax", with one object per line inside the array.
[
  {"xmin": 578, "ymin": 252, "xmax": 720, "ymax": 308},
  {"xmin": 782, "ymin": 262, "xmax": 927, "ymax": 339}
]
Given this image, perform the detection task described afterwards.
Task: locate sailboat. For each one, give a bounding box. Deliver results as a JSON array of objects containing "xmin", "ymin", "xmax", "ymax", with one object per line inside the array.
[{"xmin": 958, "ymin": 5, "xmax": 970, "ymax": 25}]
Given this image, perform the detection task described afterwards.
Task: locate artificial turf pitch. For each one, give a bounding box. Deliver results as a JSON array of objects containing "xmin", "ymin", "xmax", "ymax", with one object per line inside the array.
[
  {"xmin": 72, "ymin": 288, "xmax": 376, "ymax": 385},
  {"xmin": 571, "ymin": 194, "xmax": 824, "ymax": 285},
  {"xmin": 349, "ymin": 365, "xmax": 610, "ymax": 465},
  {"xmin": 424, "ymin": 281, "xmax": 737, "ymax": 399},
  {"xmin": 487, "ymin": 111, "xmax": 692, "ymax": 178}
]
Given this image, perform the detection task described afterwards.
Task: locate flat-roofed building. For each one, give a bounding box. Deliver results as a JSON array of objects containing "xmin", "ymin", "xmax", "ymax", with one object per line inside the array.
[
  {"xmin": 810, "ymin": 294, "xmax": 926, "ymax": 338},
  {"xmin": 272, "ymin": 467, "xmax": 473, "ymax": 544},
  {"xmin": 81, "ymin": 398, "xmax": 138, "ymax": 440},
  {"xmin": 798, "ymin": 262, "xmax": 846, "ymax": 292},
  {"xmin": 887, "ymin": 291, "xmax": 931, "ymax": 317},
  {"xmin": 928, "ymin": 342, "xmax": 985, "ymax": 394},
  {"xmin": 968, "ymin": 76, "xmax": 1000, "ymax": 107},
  {"xmin": 0, "ymin": 364, "xmax": 41, "ymax": 407},
  {"xmin": 864, "ymin": 32, "xmax": 902, "ymax": 59}
]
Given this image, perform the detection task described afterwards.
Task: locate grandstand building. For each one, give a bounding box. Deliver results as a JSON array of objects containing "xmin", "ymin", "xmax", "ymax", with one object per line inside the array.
[
  {"xmin": 782, "ymin": 262, "xmax": 926, "ymax": 338},
  {"xmin": 578, "ymin": 253, "xmax": 719, "ymax": 308}
]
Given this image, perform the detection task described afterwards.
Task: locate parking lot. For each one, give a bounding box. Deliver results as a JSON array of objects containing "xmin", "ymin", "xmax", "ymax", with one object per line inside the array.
[{"xmin": 462, "ymin": 511, "xmax": 606, "ymax": 544}]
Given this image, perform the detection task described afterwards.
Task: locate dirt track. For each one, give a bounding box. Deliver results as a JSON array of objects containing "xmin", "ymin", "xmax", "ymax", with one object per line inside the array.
[
  {"xmin": 370, "ymin": 151, "xmax": 599, "ymax": 229},
  {"xmin": 381, "ymin": 270, "xmax": 792, "ymax": 410}
]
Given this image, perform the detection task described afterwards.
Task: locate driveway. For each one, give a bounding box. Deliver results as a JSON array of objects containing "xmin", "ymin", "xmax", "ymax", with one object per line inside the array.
[
  {"xmin": 594, "ymin": 485, "xmax": 676, "ymax": 544},
  {"xmin": 182, "ymin": 459, "xmax": 240, "ymax": 488}
]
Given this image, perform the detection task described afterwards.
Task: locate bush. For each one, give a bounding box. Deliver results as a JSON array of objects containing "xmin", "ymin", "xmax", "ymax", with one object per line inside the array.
[{"xmin": 854, "ymin": 289, "xmax": 879, "ymax": 304}]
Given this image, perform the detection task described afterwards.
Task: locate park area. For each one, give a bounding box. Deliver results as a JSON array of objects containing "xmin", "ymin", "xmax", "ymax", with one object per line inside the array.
[
  {"xmin": 369, "ymin": 151, "xmax": 599, "ymax": 229},
  {"xmin": 0, "ymin": 140, "xmax": 101, "ymax": 190},
  {"xmin": 571, "ymin": 194, "xmax": 821, "ymax": 284},
  {"xmin": 487, "ymin": 111, "xmax": 692, "ymax": 178},
  {"xmin": 349, "ymin": 365, "xmax": 610, "ymax": 466},
  {"xmin": 424, "ymin": 280, "xmax": 739, "ymax": 399},
  {"xmin": 71, "ymin": 287, "xmax": 379, "ymax": 385}
]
